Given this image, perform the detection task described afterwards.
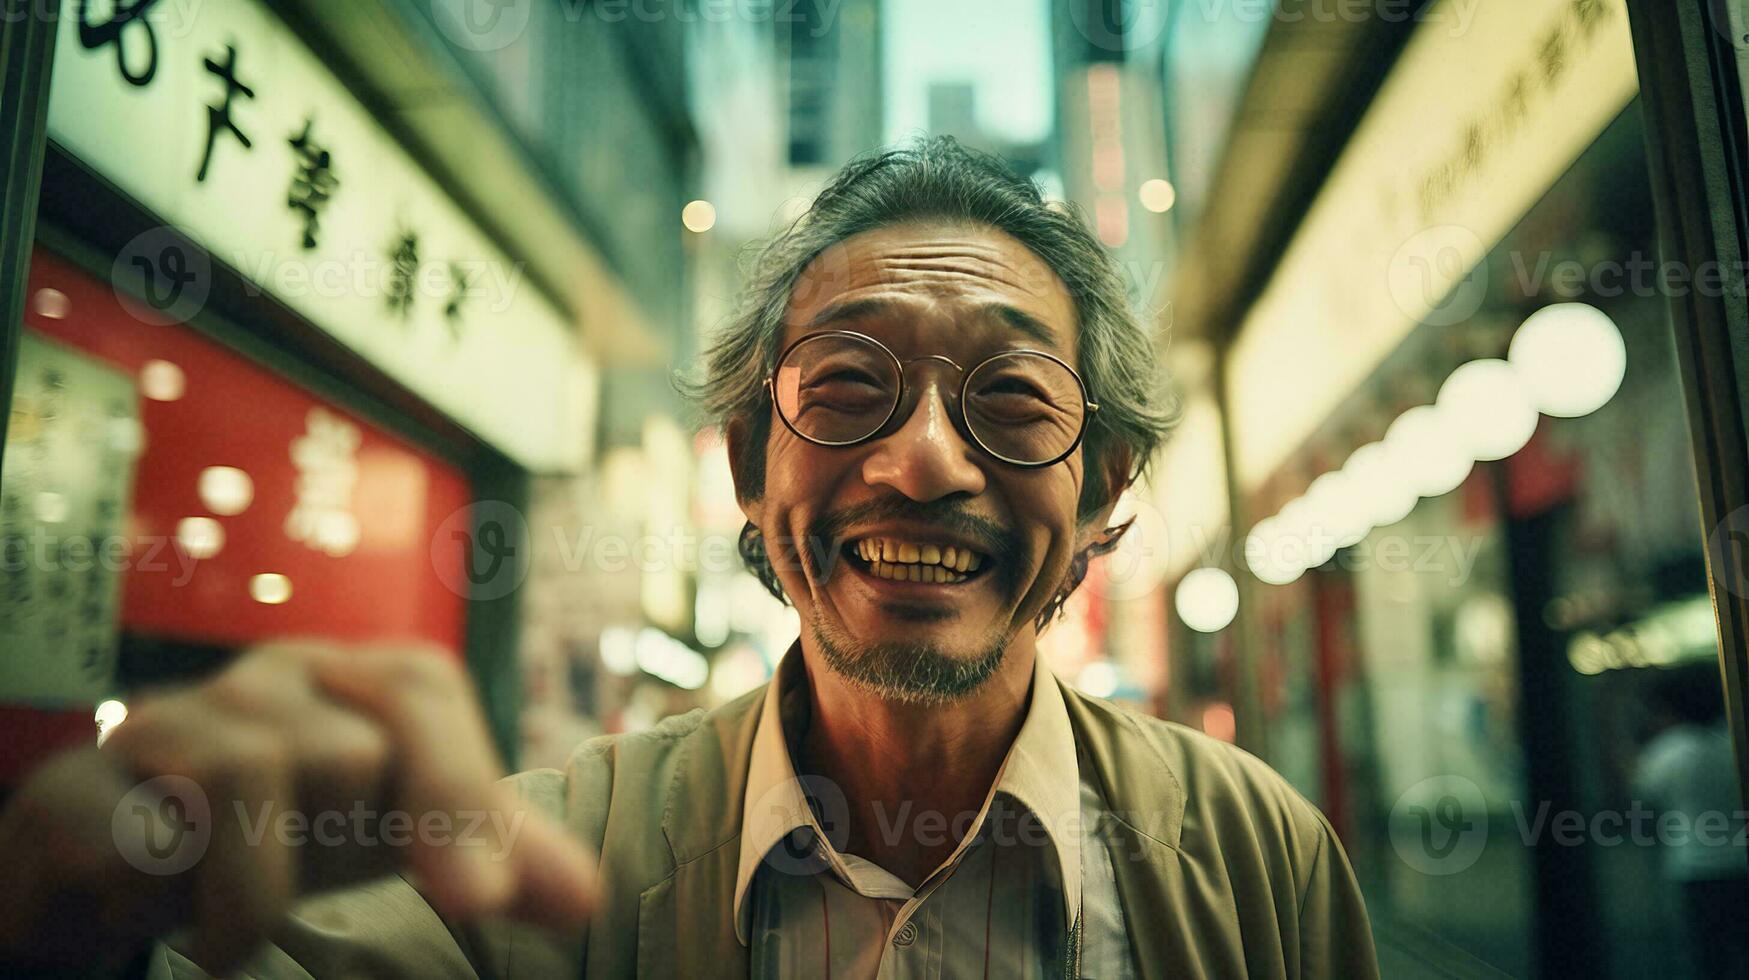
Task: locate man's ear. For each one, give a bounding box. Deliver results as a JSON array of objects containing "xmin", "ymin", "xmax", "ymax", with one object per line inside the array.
[
  {"xmin": 724, "ymin": 416, "xmax": 761, "ymax": 523},
  {"xmin": 1093, "ymin": 441, "xmax": 1135, "ymax": 514}
]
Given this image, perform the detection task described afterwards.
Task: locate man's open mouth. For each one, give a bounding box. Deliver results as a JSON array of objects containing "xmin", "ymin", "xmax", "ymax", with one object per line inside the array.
[{"xmin": 841, "ymin": 536, "xmax": 991, "ymax": 584}]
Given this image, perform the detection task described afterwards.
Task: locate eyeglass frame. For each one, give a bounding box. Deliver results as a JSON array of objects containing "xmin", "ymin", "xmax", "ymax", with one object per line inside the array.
[{"xmin": 762, "ymin": 329, "xmax": 1102, "ymax": 468}]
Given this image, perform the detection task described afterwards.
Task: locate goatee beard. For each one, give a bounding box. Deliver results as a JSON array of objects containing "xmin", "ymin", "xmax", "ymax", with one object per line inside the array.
[{"xmin": 812, "ymin": 624, "xmax": 1010, "ymax": 706}]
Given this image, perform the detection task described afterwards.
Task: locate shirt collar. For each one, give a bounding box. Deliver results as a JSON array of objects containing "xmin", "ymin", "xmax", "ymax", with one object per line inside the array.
[{"xmin": 733, "ymin": 643, "xmax": 1083, "ymax": 945}]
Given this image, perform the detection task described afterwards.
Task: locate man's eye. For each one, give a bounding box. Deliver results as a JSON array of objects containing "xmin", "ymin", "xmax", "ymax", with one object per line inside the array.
[
  {"xmin": 797, "ymin": 373, "xmax": 890, "ymax": 414},
  {"xmin": 979, "ymin": 378, "xmax": 1047, "ymax": 398},
  {"xmin": 805, "ymin": 369, "xmax": 886, "ymax": 391}
]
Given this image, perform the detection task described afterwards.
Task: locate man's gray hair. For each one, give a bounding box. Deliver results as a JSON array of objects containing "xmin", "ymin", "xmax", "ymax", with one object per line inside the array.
[{"xmin": 682, "ymin": 136, "xmax": 1179, "ymax": 626}]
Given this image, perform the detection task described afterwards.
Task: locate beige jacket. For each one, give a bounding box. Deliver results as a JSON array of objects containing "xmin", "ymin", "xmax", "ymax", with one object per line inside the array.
[{"xmin": 152, "ymin": 677, "xmax": 1378, "ymax": 979}]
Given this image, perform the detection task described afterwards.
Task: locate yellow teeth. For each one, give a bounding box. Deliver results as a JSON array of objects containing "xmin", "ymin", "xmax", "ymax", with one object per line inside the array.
[
  {"xmin": 868, "ymin": 560, "xmax": 969, "ymax": 583},
  {"xmin": 853, "ymin": 537, "xmax": 983, "ymax": 571}
]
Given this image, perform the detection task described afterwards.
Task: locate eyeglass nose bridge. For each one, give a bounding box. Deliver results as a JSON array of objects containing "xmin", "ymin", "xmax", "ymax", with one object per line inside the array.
[{"xmin": 891, "ymin": 351, "xmax": 992, "ymax": 429}]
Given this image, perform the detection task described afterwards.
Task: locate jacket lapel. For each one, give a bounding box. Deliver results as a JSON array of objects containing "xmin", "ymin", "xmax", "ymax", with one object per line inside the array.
[
  {"xmin": 1058, "ymin": 679, "xmax": 1189, "ymax": 980},
  {"xmin": 635, "ymin": 681, "xmax": 766, "ymax": 977}
]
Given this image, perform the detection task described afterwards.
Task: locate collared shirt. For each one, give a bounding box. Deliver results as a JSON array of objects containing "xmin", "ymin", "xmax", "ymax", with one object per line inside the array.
[{"xmin": 733, "ymin": 648, "xmax": 1137, "ymax": 979}]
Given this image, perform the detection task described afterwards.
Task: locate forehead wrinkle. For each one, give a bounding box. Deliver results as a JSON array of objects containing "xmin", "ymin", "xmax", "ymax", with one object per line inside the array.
[
  {"xmin": 785, "ymin": 225, "xmax": 1077, "ymax": 348},
  {"xmin": 868, "ymin": 247, "xmax": 1057, "ymax": 298}
]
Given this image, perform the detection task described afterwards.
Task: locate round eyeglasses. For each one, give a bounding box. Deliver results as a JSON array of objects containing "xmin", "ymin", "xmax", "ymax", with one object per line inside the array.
[{"xmin": 764, "ymin": 330, "xmax": 1100, "ymax": 467}]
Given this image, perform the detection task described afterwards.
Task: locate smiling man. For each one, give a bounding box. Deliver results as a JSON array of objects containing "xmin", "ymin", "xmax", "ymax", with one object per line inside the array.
[{"xmin": 0, "ymin": 138, "xmax": 1377, "ymax": 979}]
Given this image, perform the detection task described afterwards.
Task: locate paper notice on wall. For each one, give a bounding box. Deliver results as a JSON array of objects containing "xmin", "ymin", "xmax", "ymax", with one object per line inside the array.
[{"xmin": 0, "ymin": 333, "xmax": 140, "ymax": 706}]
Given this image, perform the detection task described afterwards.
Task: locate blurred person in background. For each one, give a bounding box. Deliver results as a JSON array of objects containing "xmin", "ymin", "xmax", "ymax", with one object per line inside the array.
[
  {"xmin": 1635, "ymin": 664, "xmax": 1749, "ymax": 980},
  {"xmin": 0, "ymin": 138, "xmax": 1376, "ymax": 978}
]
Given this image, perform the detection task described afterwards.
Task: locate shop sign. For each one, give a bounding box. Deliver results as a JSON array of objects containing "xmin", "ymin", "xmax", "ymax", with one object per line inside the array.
[
  {"xmin": 1226, "ymin": 0, "xmax": 1637, "ymax": 489},
  {"xmin": 0, "ymin": 335, "xmax": 137, "ymax": 704},
  {"xmin": 47, "ymin": 0, "xmax": 594, "ymax": 473}
]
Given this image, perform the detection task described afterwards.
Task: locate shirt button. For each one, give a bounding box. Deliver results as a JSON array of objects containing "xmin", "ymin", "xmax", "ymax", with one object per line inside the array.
[{"xmin": 894, "ymin": 921, "xmax": 918, "ymax": 947}]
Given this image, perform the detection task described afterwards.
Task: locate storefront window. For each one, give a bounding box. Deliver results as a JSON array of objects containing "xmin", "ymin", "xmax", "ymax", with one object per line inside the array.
[{"xmin": 1249, "ymin": 104, "xmax": 1742, "ymax": 977}]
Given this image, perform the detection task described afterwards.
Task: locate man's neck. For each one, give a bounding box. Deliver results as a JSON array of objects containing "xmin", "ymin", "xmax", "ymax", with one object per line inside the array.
[{"xmin": 793, "ymin": 636, "xmax": 1039, "ymax": 888}]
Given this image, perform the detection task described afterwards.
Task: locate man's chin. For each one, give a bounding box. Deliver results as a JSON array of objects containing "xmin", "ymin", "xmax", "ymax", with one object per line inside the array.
[{"xmin": 812, "ymin": 627, "xmax": 1009, "ymax": 706}]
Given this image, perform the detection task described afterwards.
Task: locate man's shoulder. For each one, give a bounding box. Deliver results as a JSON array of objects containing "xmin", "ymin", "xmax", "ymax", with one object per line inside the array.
[
  {"xmin": 503, "ymin": 685, "xmax": 767, "ymax": 846},
  {"xmin": 1064, "ymin": 687, "xmax": 1332, "ymax": 855}
]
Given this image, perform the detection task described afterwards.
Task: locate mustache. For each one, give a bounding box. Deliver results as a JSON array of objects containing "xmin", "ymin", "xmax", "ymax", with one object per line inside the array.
[
  {"xmin": 813, "ymin": 497, "xmax": 1010, "ymax": 554},
  {"xmin": 804, "ymin": 497, "xmax": 1031, "ymax": 588}
]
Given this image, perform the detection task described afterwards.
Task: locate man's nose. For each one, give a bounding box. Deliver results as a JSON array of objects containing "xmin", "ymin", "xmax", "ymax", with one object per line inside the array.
[{"xmin": 860, "ymin": 381, "xmax": 987, "ymax": 501}]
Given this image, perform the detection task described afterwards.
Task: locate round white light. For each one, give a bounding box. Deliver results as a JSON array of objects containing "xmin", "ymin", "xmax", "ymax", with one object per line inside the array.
[
  {"xmin": 1246, "ymin": 518, "xmax": 1305, "ymax": 586},
  {"xmin": 33, "ymin": 288, "xmax": 70, "ymax": 320},
  {"xmin": 249, "ymin": 573, "xmax": 293, "ymax": 605},
  {"xmin": 1077, "ymin": 660, "xmax": 1120, "ymax": 698},
  {"xmin": 598, "ymin": 627, "xmax": 639, "ymax": 676},
  {"xmin": 1508, "ymin": 303, "xmax": 1627, "ymax": 418},
  {"xmin": 95, "ymin": 698, "xmax": 128, "ymax": 730},
  {"xmin": 1138, "ymin": 178, "xmax": 1177, "ymax": 213},
  {"xmin": 1274, "ymin": 501, "xmax": 1313, "ymax": 560},
  {"xmin": 1342, "ymin": 442, "xmax": 1417, "ymax": 528},
  {"xmin": 1385, "ymin": 405, "xmax": 1473, "ymax": 498},
  {"xmin": 681, "ymin": 200, "xmax": 716, "ymax": 233},
  {"xmin": 1305, "ymin": 470, "xmax": 1370, "ymax": 547},
  {"xmin": 139, "ymin": 359, "xmax": 186, "ymax": 402},
  {"xmin": 198, "ymin": 466, "xmax": 254, "ymax": 516},
  {"xmin": 1437, "ymin": 358, "xmax": 1538, "ymax": 461},
  {"xmin": 1176, "ymin": 567, "xmax": 1239, "ymax": 633},
  {"xmin": 175, "ymin": 516, "xmax": 225, "ymax": 560},
  {"xmin": 95, "ymin": 699, "xmax": 128, "ymax": 746},
  {"xmin": 33, "ymin": 492, "xmax": 68, "ymax": 524}
]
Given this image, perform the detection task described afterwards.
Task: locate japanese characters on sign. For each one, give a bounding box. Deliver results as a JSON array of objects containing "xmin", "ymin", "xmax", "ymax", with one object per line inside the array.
[
  {"xmin": 49, "ymin": 0, "xmax": 594, "ymax": 474},
  {"xmin": 0, "ymin": 335, "xmax": 139, "ymax": 703}
]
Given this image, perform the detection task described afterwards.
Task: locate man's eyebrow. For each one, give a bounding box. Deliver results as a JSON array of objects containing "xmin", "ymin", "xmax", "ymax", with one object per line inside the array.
[
  {"xmin": 802, "ymin": 296, "xmax": 1064, "ymax": 350},
  {"xmin": 981, "ymin": 303, "xmax": 1061, "ymax": 350},
  {"xmin": 804, "ymin": 297, "xmax": 902, "ymax": 330}
]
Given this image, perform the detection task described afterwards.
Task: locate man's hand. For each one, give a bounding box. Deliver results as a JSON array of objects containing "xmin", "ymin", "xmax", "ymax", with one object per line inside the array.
[{"xmin": 0, "ymin": 641, "xmax": 596, "ymax": 976}]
